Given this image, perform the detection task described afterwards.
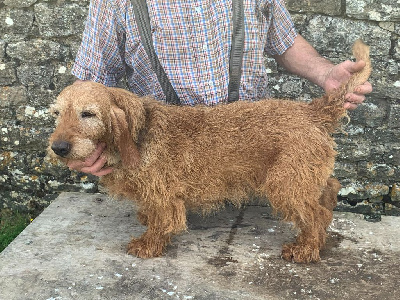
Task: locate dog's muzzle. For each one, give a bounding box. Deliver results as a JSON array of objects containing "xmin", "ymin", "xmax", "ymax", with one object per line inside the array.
[{"xmin": 51, "ymin": 140, "xmax": 72, "ymax": 158}]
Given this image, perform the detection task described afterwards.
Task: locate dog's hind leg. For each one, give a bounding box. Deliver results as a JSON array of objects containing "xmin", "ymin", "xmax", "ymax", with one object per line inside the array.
[
  {"xmin": 127, "ymin": 199, "xmax": 187, "ymax": 258},
  {"xmin": 279, "ymin": 203, "xmax": 333, "ymax": 263},
  {"xmin": 314, "ymin": 177, "xmax": 341, "ymax": 248},
  {"xmin": 261, "ymin": 159, "xmax": 335, "ymax": 263},
  {"xmin": 319, "ymin": 177, "xmax": 340, "ymax": 212}
]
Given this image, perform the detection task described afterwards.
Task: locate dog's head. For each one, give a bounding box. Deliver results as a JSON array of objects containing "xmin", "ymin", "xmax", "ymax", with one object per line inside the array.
[{"xmin": 48, "ymin": 81, "xmax": 145, "ymax": 167}]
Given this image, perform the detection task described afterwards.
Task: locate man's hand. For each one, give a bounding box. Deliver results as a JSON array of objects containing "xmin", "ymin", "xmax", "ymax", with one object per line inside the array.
[
  {"xmin": 67, "ymin": 142, "xmax": 113, "ymax": 176},
  {"xmin": 273, "ymin": 35, "xmax": 372, "ymax": 110},
  {"xmin": 323, "ymin": 60, "xmax": 373, "ymax": 110}
]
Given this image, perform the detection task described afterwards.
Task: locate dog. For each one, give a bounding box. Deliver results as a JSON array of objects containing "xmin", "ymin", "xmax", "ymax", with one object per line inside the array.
[{"xmin": 48, "ymin": 40, "xmax": 371, "ymax": 263}]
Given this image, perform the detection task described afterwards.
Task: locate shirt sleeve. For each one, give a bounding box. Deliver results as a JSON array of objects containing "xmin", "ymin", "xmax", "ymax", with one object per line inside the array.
[
  {"xmin": 71, "ymin": 0, "xmax": 126, "ymax": 86},
  {"xmin": 264, "ymin": 0, "xmax": 297, "ymax": 56}
]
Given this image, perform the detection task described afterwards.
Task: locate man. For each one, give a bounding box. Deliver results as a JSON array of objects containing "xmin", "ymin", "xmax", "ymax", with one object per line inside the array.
[{"xmin": 68, "ymin": 0, "xmax": 372, "ymax": 176}]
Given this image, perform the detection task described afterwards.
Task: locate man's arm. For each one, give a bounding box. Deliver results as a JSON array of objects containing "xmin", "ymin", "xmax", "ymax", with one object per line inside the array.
[{"xmin": 273, "ymin": 35, "xmax": 372, "ymax": 110}]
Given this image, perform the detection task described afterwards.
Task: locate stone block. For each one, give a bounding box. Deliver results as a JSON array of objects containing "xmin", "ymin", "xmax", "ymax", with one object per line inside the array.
[
  {"xmin": 0, "ymin": 8, "xmax": 34, "ymax": 40},
  {"xmin": 367, "ymin": 144, "xmax": 395, "ymax": 163},
  {"xmin": 384, "ymin": 202, "xmax": 400, "ymax": 216},
  {"xmin": 289, "ymin": 13, "xmax": 308, "ymax": 32},
  {"xmin": 34, "ymin": 3, "xmax": 88, "ymax": 38},
  {"xmin": 15, "ymin": 105, "xmax": 53, "ymax": 127},
  {"xmin": 394, "ymin": 39, "xmax": 400, "ymax": 60},
  {"xmin": 373, "ymin": 80, "xmax": 400, "ymax": 102},
  {"xmin": 358, "ymin": 161, "xmax": 396, "ymax": 182},
  {"xmin": 384, "ymin": 145, "xmax": 400, "ymax": 166},
  {"xmin": 369, "ymin": 57, "xmax": 400, "ymax": 101},
  {"xmin": 7, "ymin": 40, "xmax": 68, "ymax": 63},
  {"xmin": 395, "ymin": 23, "xmax": 400, "ymax": 35},
  {"xmin": 378, "ymin": 22, "xmax": 395, "ymax": 32},
  {"xmin": 64, "ymin": 37, "xmax": 83, "ymax": 59},
  {"xmin": 303, "ymin": 16, "xmax": 391, "ymax": 56},
  {"xmin": 267, "ymin": 74, "xmax": 303, "ymax": 99},
  {"xmin": 0, "ymin": 62, "xmax": 17, "ymax": 85},
  {"xmin": 0, "ymin": 122, "xmax": 52, "ymax": 150},
  {"xmin": 10, "ymin": 173, "xmax": 42, "ymax": 193},
  {"xmin": 0, "ymin": 108, "xmax": 15, "ymax": 121},
  {"xmin": 26, "ymin": 86, "xmax": 57, "ymax": 107},
  {"xmin": 348, "ymin": 100, "xmax": 388, "ymax": 127},
  {"xmin": 364, "ymin": 127, "xmax": 400, "ymax": 145},
  {"xmin": 42, "ymin": 0, "xmax": 90, "ymax": 2},
  {"xmin": 0, "ymin": 86, "xmax": 27, "ymax": 107},
  {"xmin": 339, "ymin": 181, "xmax": 390, "ymax": 200},
  {"xmin": 334, "ymin": 161, "xmax": 358, "ymax": 179},
  {"xmin": 0, "ymin": 40, "xmax": 5, "ymax": 60},
  {"xmin": 390, "ymin": 184, "xmax": 400, "ymax": 201},
  {"xmin": 346, "ymin": 0, "xmax": 400, "ymax": 22},
  {"xmin": 52, "ymin": 62, "xmax": 78, "ymax": 92},
  {"xmin": 17, "ymin": 65, "xmax": 54, "ymax": 87},
  {"xmin": 286, "ymin": 0, "xmax": 341, "ymax": 16},
  {"xmin": 335, "ymin": 137, "xmax": 371, "ymax": 161},
  {"xmin": 4, "ymin": 0, "xmax": 37, "ymax": 8},
  {"xmin": 388, "ymin": 104, "xmax": 400, "ymax": 128}
]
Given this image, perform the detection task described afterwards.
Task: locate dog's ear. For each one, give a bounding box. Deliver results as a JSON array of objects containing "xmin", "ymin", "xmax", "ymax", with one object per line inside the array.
[
  {"xmin": 107, "ymin": 87, "xmax": 146, "ymax": 142},
  {"xmin": 109, "ymin": 105, "xmax": 141, "ymax": 167}
]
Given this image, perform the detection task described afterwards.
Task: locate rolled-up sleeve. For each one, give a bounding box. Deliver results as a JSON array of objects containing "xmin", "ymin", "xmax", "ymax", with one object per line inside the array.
[
  {"xmin": 264, "ymin": 0, "xmax": 297, "ymax": 56},
  {"xmin": 72, "ymin": 0, "xmax": 126, "ymax": 86}
]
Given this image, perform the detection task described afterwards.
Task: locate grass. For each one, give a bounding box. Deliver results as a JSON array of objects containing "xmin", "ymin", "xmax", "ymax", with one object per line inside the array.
[{"xmin": 0, "ymin": 209, "xmax": 30, "ymax": 253}]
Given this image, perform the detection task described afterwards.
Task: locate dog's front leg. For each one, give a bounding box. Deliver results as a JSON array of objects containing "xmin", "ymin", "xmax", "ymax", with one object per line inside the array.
[{"xmin": 127, "ymin": 199, "xmax": 187, "ymax": 258}]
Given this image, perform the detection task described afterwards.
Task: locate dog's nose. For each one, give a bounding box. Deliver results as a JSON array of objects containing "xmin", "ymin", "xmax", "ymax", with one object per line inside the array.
[{"xmin": 51, "ymin": 140, "xmax": 72, "ymax": 157}]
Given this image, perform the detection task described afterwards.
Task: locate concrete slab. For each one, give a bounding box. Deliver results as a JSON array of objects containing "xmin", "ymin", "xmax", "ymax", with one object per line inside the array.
[{"xmin": 1, "ymin": 192, "xmax": 399, "ymax": 300}]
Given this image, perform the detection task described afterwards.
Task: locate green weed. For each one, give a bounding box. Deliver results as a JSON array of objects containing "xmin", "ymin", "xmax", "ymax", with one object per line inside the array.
[{"xmin": 0, "ymin": 209, "xmax": 30, "ymax": 252}]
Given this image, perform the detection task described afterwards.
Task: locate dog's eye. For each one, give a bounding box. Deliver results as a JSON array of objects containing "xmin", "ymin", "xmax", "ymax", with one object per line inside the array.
[{"xmin": 81, "ymin": 111, "xmax": 96, "ymax": 118}]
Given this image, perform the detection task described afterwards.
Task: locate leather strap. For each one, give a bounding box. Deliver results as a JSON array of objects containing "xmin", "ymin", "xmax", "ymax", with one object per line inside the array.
[
  {"xmin": 227, "ymin": 0, "xmax": 245, "ymax": 102},
  {"xmin": 131, "ymin": 0, "xmax": 181, "ymax": 105}
]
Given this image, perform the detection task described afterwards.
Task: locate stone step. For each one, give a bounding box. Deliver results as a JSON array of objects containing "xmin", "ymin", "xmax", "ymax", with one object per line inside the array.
[{"xmin": 1, "ymin": 192, "xmax": 399, "ymax": 300}]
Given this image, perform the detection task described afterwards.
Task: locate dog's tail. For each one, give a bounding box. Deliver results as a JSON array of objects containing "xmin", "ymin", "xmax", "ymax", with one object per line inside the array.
[{"xmin": 309, "ymin": 40, "xmax": 371, "ymax": 132}]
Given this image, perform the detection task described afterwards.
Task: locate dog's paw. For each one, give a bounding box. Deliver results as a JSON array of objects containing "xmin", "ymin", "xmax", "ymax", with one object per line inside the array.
[
  {"xmin": 281, "ymin": 243, "xmax": 320, "ymax": 263},
  {"xmin": 127, "ymin": 237, "xmax": 164, "ymax": 258}
]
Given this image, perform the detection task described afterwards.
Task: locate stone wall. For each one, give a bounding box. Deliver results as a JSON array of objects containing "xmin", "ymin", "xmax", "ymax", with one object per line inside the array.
[{"xmin": 0, "ymin": 0, "xmax": 399, "ymax": 217}]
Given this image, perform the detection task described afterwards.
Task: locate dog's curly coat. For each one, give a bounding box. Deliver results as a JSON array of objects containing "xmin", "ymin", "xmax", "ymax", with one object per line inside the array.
[{"xmin": 49, "ymin": 41, "xmax": 371, "ymax": 263}]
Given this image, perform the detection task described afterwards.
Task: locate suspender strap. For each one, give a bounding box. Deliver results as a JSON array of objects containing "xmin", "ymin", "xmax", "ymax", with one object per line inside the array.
[
  {"xmin": 131, "ymin": 0, "xmax": 245, "ymax": 104},
  {"xmin": 131, "ymin": 0, "xmax": 181, "ymax": 105},
  {"xmin": 227, "ymin": 0, "xmax": 245, "ymax": 103}
]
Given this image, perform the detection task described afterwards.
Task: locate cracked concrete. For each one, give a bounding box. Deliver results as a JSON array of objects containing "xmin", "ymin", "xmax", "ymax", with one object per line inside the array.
[{"xmin": 1, "ymin": 192, "xmax": 399, "ymax": 300}]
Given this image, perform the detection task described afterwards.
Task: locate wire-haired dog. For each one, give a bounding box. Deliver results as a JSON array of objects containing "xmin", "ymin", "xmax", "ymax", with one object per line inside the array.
[{"xmin": 48, "ymin": 41, "xmax": 371, "ymax": 262}]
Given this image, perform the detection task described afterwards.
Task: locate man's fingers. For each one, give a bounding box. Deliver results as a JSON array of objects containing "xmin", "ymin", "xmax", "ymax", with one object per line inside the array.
[
  {"xmin": 66, "ymin": 142, "xmax": 111, "ymax": 177},
  {"xmin": 83, "ymin": 142, "xmax": 107, "ymax": 167},
  {"xmin": 81, "ymin": 155, "xmax": 107, "ymax": 174},
  {"xmin": 344, "ymin": 102, "xmax": 358, "ymax": 110},
  {"xmin": 354, "ymin": 81, "xmax": 373, "ymax": 94},
  {"xmin": 345, "ymin": 60, "xmax": 366, "ymax": 74},
  {"xmin": 66, "ymin": 143, "xmax": 106, "ymax": 170},
  {"xmin": 345, "ymin": 93, "xmax": 365, "ymax": 104},
  {"xmin": 92, "ymin": 167, "xmax": 114, "ymax": 177}
]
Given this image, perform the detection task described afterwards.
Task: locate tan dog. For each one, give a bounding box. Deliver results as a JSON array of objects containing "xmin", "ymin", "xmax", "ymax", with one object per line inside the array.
[{"xmin": 48, "ymin": 41, "xmax": 371, "ymax": 263}]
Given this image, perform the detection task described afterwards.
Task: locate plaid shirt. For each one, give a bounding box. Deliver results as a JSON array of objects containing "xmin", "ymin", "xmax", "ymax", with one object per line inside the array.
[{"xmin": 72, "ymin": 0, "xmax": 297, "ymax": 105}]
